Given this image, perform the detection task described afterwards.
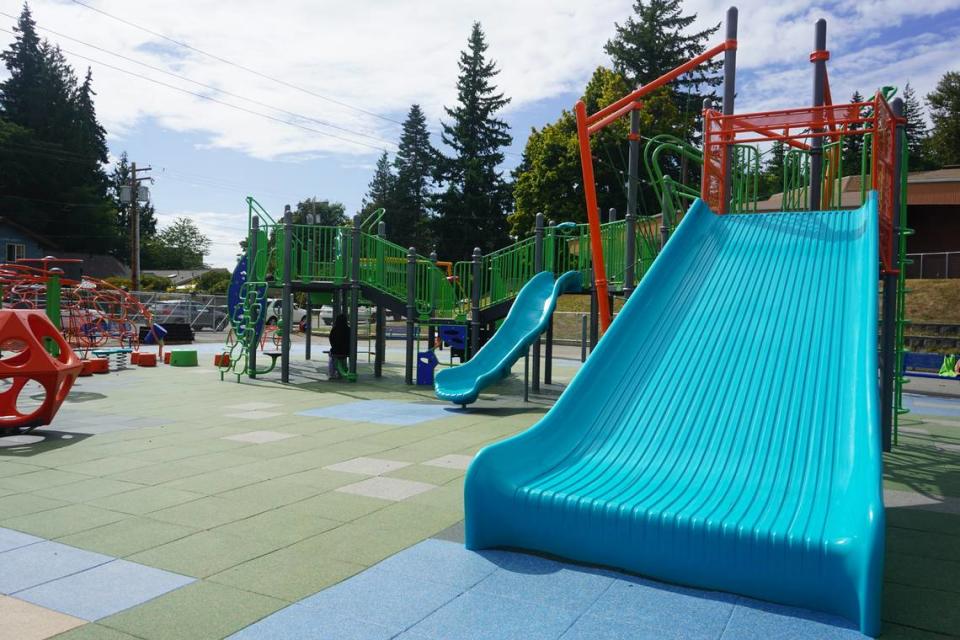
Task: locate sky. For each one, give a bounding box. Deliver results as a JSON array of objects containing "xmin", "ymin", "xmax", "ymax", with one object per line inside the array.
[{"xmin": 1, "ymin": 0, "xmax": 959, "ymax": 268}]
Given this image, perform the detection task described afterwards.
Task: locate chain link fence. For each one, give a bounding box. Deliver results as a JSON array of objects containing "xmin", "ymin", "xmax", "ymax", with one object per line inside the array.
[
  {"xmin": 905, "ymin": 252, "xmax": 960, "ymax": 279},
  {"xmin": 130, "ymin": 291, "xmax": 230, "ymax": 330}
]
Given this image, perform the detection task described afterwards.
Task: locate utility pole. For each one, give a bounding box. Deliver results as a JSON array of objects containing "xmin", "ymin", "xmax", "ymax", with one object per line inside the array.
[{"xmin": 128, "ymin": 162, "xmax": 151, "ymax": 291}]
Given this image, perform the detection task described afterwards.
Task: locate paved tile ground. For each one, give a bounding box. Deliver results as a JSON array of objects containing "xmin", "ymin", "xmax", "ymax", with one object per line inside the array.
[{"xmin": 0, "ymin": 351, "xmax": 955, "ymax": 639}]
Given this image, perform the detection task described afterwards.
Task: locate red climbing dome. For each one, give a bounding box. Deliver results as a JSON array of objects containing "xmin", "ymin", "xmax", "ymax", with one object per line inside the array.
[{"xmin": 0, "ymin": 310, "xmax": 82, "ymax": 433}]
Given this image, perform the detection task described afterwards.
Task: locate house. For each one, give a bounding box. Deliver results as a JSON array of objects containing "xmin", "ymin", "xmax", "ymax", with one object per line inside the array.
[
  {"xmin": 141, "ymin": 268, "xmax": 211, "ymax": 289},
  {"xmin": 57, "ymin": 253, "xmax": 130, "ymax": 280},
  {"xmin": 0, "ymin": 217, "xmax": 57, "ymax": 262}
]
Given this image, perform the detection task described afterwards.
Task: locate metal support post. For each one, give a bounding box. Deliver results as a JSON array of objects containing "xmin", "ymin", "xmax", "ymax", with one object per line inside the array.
[
  {"xmin": 545, "ymin": 314, "xmax": 554, "ymax": 384},
  {"xmin": 281, "ymin": 207, "xmax": 293, "ymax": 383},
  {"xmin": 532, "ymin": 213, "xmax": 544, "ymax": 393},
  {"xmin": 523, "ymin": 347, "xmax": 530, "ymax": 403},
  {"xmin": 405, "ymin": 247, "xmax": 416, "ymax": 385},
  {"xmin": 880, "ymin": 98, "xmax": 905, "ymax": 452},
  {"xmin": 809, "ymin": 18, "xmax": 827, "ymax": 211},
  {"xmin": 722, "ymin": 7, "xmax": 738, "ymax": 214},
  {"xmin": 375, "ymin": 306, "xmax": 385, "ymax": 377},
  {"xmin": 589, "ymin": 284, "xmax": 599, "ymax": 350},
  {"xmin": 428, "ymin": 251, "xmax": 438, "ymax": 350},
  {"xmin": 349, "ymin": 215, "xmax": 361, "ymax": 378},
  {"xmin": 625, "ymin": 211, "xmax": 636, "ymax": 297},
  {"xmin": 249, "ymin": 216, "xmax": 259, "ymax": 378},
  {"xmin": 470, "ymin": 247, "xmax": 481, "ymax": 359},
  {"xmin": 305, "ymin": 301, "xmax": 312, "ymax": 360},
  {"xmin": 580, "ymin": 314, "xmax": 587, "ymax": 363}
]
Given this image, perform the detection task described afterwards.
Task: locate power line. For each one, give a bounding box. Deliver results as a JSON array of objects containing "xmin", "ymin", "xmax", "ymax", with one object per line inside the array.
[
  {"xmin": 67, "ymin": 0, "xmax": 407, "ymax": 128},
  {"xmin": 0, "ymin": 27, "xmax": 388, "ymax": 153},
  {"xmin": 0, "ymin": 11, "xmax": 399, "ymax": 150}
]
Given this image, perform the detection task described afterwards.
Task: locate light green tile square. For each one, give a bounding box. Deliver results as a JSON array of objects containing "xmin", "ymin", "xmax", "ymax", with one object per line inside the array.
[
  {"xmin": 31, "ymin": 477, "xmax": 144, "ymax": 503},
  {"xmin": 0, "ymin": 461, "xmax": 43, "ymax": 478},
  {"xmin": 2, "ymin": 503, "xmax": 127, "ymax": 538},
  {"xmin": 98, "ymin": 580, "xmax": 286, "ymax": 640},
  {"xmin": 0, "ymin": 493, "xmax": 70, "ymax": 519},
  {"xmin": 161, "ymin": 470, "xmax": 260, "ymax": 495},
  {"xmin": 214, "ymin": 508, "xmax": 341, "ymax": 547},
  {"xmin": 58, "ymin": 516, "xmax": 198, "ymax": 557},
  {"xmin": 87, "ymin": 486, "xmax": 205, "ymax": 515},
  {"xmin": 149, "ymin": 496, "xmax": 269, "ymax": 529},
  {"xmin": 282, "ymin": 490, "xmax": 391, "ymax": 523},
  {"xmin": 60, "ymin": 457, "xmax": 150, "ymax": 477},
  {"xmin": 214, "ymin": 479, "xmax": 321, "ymax": 510},
  {"xmin": 128, "ymin": 530, "xmax": 282, "ymax": 578}
]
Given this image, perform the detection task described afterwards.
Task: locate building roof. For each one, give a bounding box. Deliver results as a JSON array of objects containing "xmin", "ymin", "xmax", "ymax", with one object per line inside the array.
[
  {"xmin": 755, "ymin": 166, "xmax": 960, "ymax": 211},
  {"xmin": 57, "ymin": 252, "xmax": 130, "ymax": 280},
  {"xmin": 141, "ymin": 268, "xmax": 210, "ymax": 286},
  {"xmin": 0, "ymin": 216, "xmax": 60, "ymax": 249}
]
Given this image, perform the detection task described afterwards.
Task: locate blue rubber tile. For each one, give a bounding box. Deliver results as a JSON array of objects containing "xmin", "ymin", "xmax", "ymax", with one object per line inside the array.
[
  {"xmin": 0, "ymin": 540, "xmax": 111, "ymax": 594},
  {"xmin": 372, "ymin": 540, "xmax": 500, "ymax": 589},
  {"xmin": 298, "ymin": 400, "xmax": 457, "ymax": 426},
  {"xmin": 584, "ymin": 576, "xmax": 736, "ymax": 640},
  {"xmin": 0, "ymin": 527, "xmax": 42, "ymax": 553},
  {"xmin": 15, "ymin": 558, "xmax": 195, "ymax": 621},
  {"xmin": 409, "ymin": 591, "xmax": 578, "ymax": 640},
  {"xmin": 228, "ymin": 605, "xmax": 395, "ymax": 640},
  {"xmin": 719, "ymin": 598, "xmax": 868, "ymax": 639},
  {"xmin": 299, "ymin": 564, "xmax": 463, "ymax": 634},
  {"xmin": 472, "ymin": 553, "xmax": 613, "ymax": 613},
  {"xmin": 559, "ymin": 614, "xmax": 670, "ymax": 639}
]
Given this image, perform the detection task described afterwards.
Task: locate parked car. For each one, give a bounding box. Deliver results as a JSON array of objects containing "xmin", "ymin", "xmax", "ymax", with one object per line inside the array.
[
  {"xmin": 319, "ymin": 304, "xmax": 374, "ymax": 326},
  {"xmin": 263, "ymin": 299, "xmax": 308, "ymax": 328},
  {"xmin": 151, "ymin": 300, "xmax": 228, "ymax": 330}
]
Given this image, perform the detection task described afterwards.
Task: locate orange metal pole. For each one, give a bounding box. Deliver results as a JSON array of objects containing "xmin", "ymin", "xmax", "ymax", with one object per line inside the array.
[
  {"xmin": 575, "ymin": 100, "xmax": 613, "ymax": 334},
  {"xmin": 587, "ymin": 101, "xmax": 641, "ymax": 135},
  {"xmin": 587, "ymin": 40, "xmax": 735, "ymax": 126}
]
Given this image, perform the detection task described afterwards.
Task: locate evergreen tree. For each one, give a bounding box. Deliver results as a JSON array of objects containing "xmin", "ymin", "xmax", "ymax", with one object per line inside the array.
[
  {"xmin": 0, "ymin": 4, "xmax": 43, "ymax": 128},
  {"xmin": 392, "ymin": 104, "xmax": 437, "ymax": 250},
  {"xmin": 604, "ymin": 0, "xmax": 720, "ymax": 140},
  {"xmin": 295, "ymin": 198, "xmax": 347, "ymax": 226},
  {"xmin": 760, "ymin": 140, "xmax": 786, "ymax": 198},
  {"xmin": 435, "ymin": 23, "xmax": 512, "ymax": 259},
  {"xmin": 111, "ymin": 152, "xmax": 157, "ymax": 258},
  {"xmin": 902, "ymin": 83, "xmax": 933, "ymax": 170},
  {"xmin": 841, "ymin": 90, "xmax": 865, "ymax": 177},
  {"xmin": 927, "ymin": 71, "xmax": 960, "ymax": 167},
  {"xmin": 360, "ymin": 151, "xmax": 397, "ymax": 222}
]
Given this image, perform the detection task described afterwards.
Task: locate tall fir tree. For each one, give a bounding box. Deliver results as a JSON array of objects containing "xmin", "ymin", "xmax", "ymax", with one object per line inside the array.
[
  {"xmin": 902, "ymin": 83, "xmax": 933, "ymax": 169},
  {"xmin": 604, "ymin": 0, "xmax": 720, "ymax": 140},
  {"xmin": 0, "ymin": 4, "xmax": 43, "ymax": 130},
  {"xmin": 761, "ymin": 140, "xmax": 786, "ymax": 198},
  {"xmin": 927, "ymin": 71, "xmax": 960, "ymax": 167},
  {"xmin": 392, "ymin": 104, "xmax": 437, "ymax": 250},
  {"xmin": 435, "ymin": 23, "xmax": 512, "ymax": 259},
  {"xmin": 360, "ymin": 151, "xmax": 397, "ymax": 222},
  {"xmin": 842, "ymin": 90, "xmax": 865, "ymax": 177}
]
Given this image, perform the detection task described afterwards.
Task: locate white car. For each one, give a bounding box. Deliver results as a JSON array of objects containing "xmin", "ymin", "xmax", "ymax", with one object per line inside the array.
[
  {"xmin": 263, "ymin": 299, "xmax": 307, "ymax": 327},
  {"xmin": 319, "ymin": 305, "xmax": 374, "ymax": 326}
]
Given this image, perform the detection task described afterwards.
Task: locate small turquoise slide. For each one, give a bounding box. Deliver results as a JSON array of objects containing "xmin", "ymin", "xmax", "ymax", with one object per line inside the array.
[
  {"xmin": 465, "ymin": 195, "xmax": 885, "ymax": 636},
  {"xmin": 434, "ymin": 270, "xmax": 581, "ymax": 406}
]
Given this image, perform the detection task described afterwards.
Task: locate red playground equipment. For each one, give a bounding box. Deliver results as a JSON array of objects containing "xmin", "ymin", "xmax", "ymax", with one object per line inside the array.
[{"xmin": 0, "ymin": 309, "xmax": 83, "ymax": 434}]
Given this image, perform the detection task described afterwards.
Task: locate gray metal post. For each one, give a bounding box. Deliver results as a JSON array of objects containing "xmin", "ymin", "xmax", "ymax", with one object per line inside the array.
[
  {"xmin": 405, "ymin": 247, "xmax": 416, "ymax": 385},
  {"xmin": 532, "ymin": 213, "xmax": 544, "ymax": 393},
  {"xmin": 305, "ymin": 301, "xmax": 312, "ymax": 360},
  {"xmin": 281, "ymin": 207, "xmax": 293, "ymax": 383},
  {"xmin": 589, "ymin": 284, "xmax": 599, "ymax": 350},
  {"xmin": 722, "ymin": 6, "xmax": 738, "ymax": 213},
  {"xmin": 470, "ymin": 247, "xmax": 481, "ymax": 359},
  {"xmin": 377, "ymin": 221, "xmax": 385, "ymax": 237},
  {"xmin": 248, "ymin": 216, "xmax": 259, "ymax": 378},
  {"xmin": 349, "ymin": 215, "xmax": 361, "ymax": 377},
  {"xmin": 523, "ymin": 347, "xmax": 530, "ymax": 403},
  {"xmin": 374, "ymin": 306, "xmax": 385, "ymax": 377},
  {"xmin": 809, "ymin": 18, "xmax": 827, "ymax": 211},
  {"xmin": 427, "ymin": 250, "xmax": 438, "ymax": 350},
  {"xmin": 625, "ymin": 212, "xmax": 636, "ymax": 297},
  {"xmin": 880, "ymin": 98, "xmax": 905, "ymax": 452},
  {"xmin": 545, "ymin": 315, "xmax": 554, "ymax": 384},
  {"xmin": 580, "ymin": 314, "xmax": 587, "ymax": 362},
  {"xmin": 627, "ymin": 108, "xmax": 640, "ymax": 219}
]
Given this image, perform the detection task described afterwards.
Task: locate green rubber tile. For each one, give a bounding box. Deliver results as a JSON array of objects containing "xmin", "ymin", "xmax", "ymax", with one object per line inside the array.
[
  {"xmin": 886, "ymin": 551, "xmax": 960, "ymax": 593},
  {"xmin": 60, "ymin": 457, "xmax": 151, "ymax": 478},
  {"xmin": 58, "ymin": 516, "xmax": 197, "ymax": 557},
  {"xmin": 208, "ymin": 544, "xmax": 364, "ymax": 602},
  {"xmin": 882, "ymin": 581, "xmax": 960, "ymax": 636},
  {"xmin": 385, "ymin": 463, "xmax": 465, "ymax": 485},
  {"xmin": 125, "ymin": 445, "xmax": 208, "ymax": 463},
  {"xmin": 272, "ymin": 467, "xmax": 360, "ymax": 492},
  {"xmin": 0, "ymin": 493, "xmax": 70, "ymax": 519},
  {"xmin": 161, "ymin": 470, "xmax": 261, "ymax": 495},
  {"xmin": 2, "ymin": 503, "xmax": 127, "ymax": 538},
  {"xmin": 214, "ymin": 508, "xmax": 341, "ymax": 547},
  {"xmin": 171, "ymin": 451, "xmax": 261, "ymax": 472},
  {"xmin": 98, "ymin": 580, "xmax": 286, "ymax": 640},
  {"xmin": 353, "ymin": 500, "xmax": 462, "ymax": 536},
  {"xmin": 282, "ymin": 490, "xmax": 391, "ymax": 523},
  {"xmin": 87, "ymin": 485, "xmax": 205, "ymax": 515},
  {"xmin": 888, "ymin": 526, "xmax": 960, "ymax": 563},
  {"xmin": 229, "ymin": 455, "xmax": 324, "ymax": 481},
  {"xmin": 214, "ymin": 478, "xmax": 321, "ymax": 510},
  {"xmin": 886, "ymin": 508, "xmax": 960, "ymax": 536},
  {"xmin": 108, "ymin": 460, "xmax": 209, "ymax": 486},
  {"xmin": 405, "ymin": 479, "xmax": 464, "ymax": 512},
  {"xmin": 149, "ymin": 496, "xmax": 271, "ymax": 529},
  {"xmin": 0, "ymin": 468, "xmax": 96, "ymax": 492},
  {"xmin": 0, "ymin": 461, "xmax": 43, "ymax": 477},
  {"xmin": 31, "ymin": 477, "xmax": 144, "ymax": 504},
  {"xmin": 50, "ymin": 623, "xmax": 141, "ymax": 639},
  {"xmin": 128, "ymin": 530, "xmax": 282, "ymax": 578}
]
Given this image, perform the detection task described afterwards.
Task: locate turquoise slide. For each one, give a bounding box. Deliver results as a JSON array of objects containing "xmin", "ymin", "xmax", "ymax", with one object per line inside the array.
[
  {"xmin": 434, "ymin": 270, "xmax": 581, "ymax": 406},
  {"xmin": 465, "ymin": 196, "xmax": 885, "ymax": 636}
]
